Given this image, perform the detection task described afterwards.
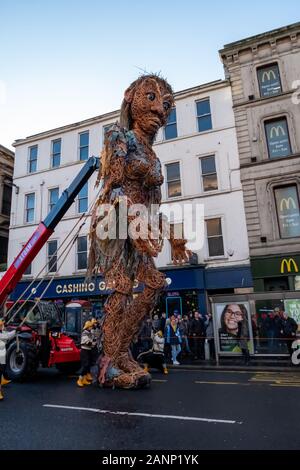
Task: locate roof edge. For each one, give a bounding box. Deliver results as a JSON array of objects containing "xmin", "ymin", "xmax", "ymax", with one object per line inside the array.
[
  {"xmin": 13, "ymin": 79, "xmax": 229, "ymax": 147},
  {"xmin": 0, "ymin": 144, "xmax": 15, "ymax": 158},
  {"xmin": 220, "ymin": 21, "xmax": 300, "ymax": 55}
]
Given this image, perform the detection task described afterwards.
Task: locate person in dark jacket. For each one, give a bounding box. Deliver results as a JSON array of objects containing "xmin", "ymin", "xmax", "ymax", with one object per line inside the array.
[
  {"xmin": 189, "ymin": 311, "xmax": 205, "ymax": 360},
  {"xmin": 280, "ymin": 312, "xmax": 298, "ymax": 356},
  {"xmin": 238, "ymin": 317, "xmax": 250, "ymax": 364},
  {"xmin": 139, "ymin": 318, "xmax": 153, "ymax": 352},
  {"xmin": 179, "ymin": 315, "xmax": 192, "ymax": 355},
  {"xmin": 160, "ymin": 312, "xmax": 167, "ymax": 332},
  {"xmin": 205, "ymin": 313, "xmax": 215, "ymax": 360}
]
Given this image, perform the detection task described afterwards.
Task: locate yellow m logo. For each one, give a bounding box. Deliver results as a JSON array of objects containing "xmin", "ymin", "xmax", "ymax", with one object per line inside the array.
[
  {"xmin": 281, "ymin": 258, "xmax": 299, "ymax": 274},
  {"xmin": 270, "ymin": 125, "xmax": 285, "ymax": 138},
  {"xmin": 262, "ymin": 70, "xmax": 277, "ymax": 82},
  {"xmin": 280, "ymin": 197, "xmax": 297, "ymax": 211}
]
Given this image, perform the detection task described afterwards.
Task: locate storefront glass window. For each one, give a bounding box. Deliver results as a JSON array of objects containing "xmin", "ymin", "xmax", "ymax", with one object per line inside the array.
[
  {"xmin": 254, "ymin": 300, "xmax": 288, "ymax": 354},
  {"xmin": 295, "ymin": 276, "xmax": 300, "ymax": 291}
]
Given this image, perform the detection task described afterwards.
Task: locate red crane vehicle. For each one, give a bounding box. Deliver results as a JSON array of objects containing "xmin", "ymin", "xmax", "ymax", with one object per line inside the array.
[{"xmin": 0, "ymin": 157, "xmax": 100, "ymax": 380}]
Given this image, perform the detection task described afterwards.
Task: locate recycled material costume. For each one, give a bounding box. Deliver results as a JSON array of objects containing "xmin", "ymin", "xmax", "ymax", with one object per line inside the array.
[{"xmin": 88, "ymin": 75, "xmax": 190, "ymax": 389}]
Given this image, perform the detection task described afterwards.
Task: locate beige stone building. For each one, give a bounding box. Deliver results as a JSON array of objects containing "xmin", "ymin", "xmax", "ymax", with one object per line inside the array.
[
  {"xmin": 0, "ymin": 144, "xmax": 14, "ymax": 270},
  {"xmin": 220, "ymin": 22, "xmax": 300, "ymax": 292}
]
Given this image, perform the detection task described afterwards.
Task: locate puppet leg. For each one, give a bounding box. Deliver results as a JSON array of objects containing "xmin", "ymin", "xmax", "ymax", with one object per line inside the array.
[
  {"xmin": 101, "ymin": 261, "xmax": 133, "ymax": 367},
  {"xmin": 112, "ymin": 258, "xmax": 166, "ymax": 389}
]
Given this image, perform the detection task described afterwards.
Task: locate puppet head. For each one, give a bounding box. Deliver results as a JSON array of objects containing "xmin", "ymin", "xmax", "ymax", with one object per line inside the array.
[{"xmin": 120, "ymin": 74, "xmax": 174, "ymax": 141}]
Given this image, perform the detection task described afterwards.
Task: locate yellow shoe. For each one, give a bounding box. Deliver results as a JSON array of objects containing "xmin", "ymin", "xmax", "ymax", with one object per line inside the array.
[
  {"xmin": 1, "ymin": 377, "xmax": 11, "ymax": 386},
  {"xmin": 77, "ymin": 377, "xmax": 85, "ymax": 387},
  {"xmin": 82, "ymin": 376, "xmax": 92, "ymax": 385},
  {"xmin": 85, "ymin": 373, "xmax": 93, "ymax": 382},
  {"xmin": 163, "ymin": 368, "xmax": 168, "ymax": 375},
  {"xmin": 0, "ymin": 391, "xmax": 3, "ymax": 400}
]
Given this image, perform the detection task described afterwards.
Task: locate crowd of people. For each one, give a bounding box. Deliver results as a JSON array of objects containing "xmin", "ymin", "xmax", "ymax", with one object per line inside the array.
[
  {"xmin": 75, "ymin": 310, "xmax": 216, "ymax": 386},
  {"xmin": 1, "ymin": 306, "xmax": 298, "ymax": 398},
  {"xmin": 131, "ymin": 311, "xmax": 216, "ymax": 371},
  {"xmin": 254, "ymin": 308, "xmax": 298, "ymax": 355}
]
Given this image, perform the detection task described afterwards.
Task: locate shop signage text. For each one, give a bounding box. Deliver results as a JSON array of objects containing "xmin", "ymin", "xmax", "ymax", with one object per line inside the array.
[{"xmin": 55, "ymin": 279, "xmax": 140, "ymax": 295}]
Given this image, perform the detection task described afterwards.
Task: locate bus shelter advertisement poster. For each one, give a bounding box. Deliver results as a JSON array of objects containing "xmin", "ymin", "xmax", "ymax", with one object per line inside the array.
[
  {"xmin": 214, "ymin": 302, "xmax": 253, "ymax": 354},
  {"xmin": 284, "ymin": 299, "xmax": 300, "ymax": 326}
]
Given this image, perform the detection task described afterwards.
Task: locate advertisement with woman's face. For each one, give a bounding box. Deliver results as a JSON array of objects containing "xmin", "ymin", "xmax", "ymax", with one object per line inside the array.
[{"xmin": 214, "ymin": 302, "xmax": 252, "ymax": 353}]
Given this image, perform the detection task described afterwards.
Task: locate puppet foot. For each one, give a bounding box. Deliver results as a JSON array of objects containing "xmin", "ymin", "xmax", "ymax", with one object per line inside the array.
[{"xmin": 113, "ymin": 369, "xmax": 151, "ymax": 389}]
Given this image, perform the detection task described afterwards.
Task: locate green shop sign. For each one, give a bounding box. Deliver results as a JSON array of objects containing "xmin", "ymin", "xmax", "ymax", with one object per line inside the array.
[{"xmin": 252, "ymin": 255, "xmax": 300, "ymax": 278}]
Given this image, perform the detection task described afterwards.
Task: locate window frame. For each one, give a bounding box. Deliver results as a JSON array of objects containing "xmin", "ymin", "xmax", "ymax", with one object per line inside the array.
[
  {"xmin": 164, "ymin": 107, "xmax": 178, "ymax": 141},
  {"xmin": 77, "ymin": 183, "xmax": 88, "ymax": 214},
  {"xmin": 165, "ymin": 161, "xmax": 182, "ymax": 199},
  {"xmin": 76, "ymin": 235, "xmax": 88, "ymax": 271},
  {"xmin": 48, "ymin": 187, "xmax": 59, "ymax": 213},
  {"xmin": 264, "ymin": 116, "xmax": 292, "ymax": 160},
  {"xmin": 25, "ymin": 193, "xmax": 35, "ymax": 224},
  {"xmin": 205, "ymin": 217, "xmax": 225, "ymax": 258},
  {"xmin": 22, "ymin": 243, "xmax": 32, "ymax": 276},
  {"xmin": 47, "ymin": 239, "xmax": 58, "ymax": 273},
  {"xmin": 274, "ymin": 185, "xmax": 300, "ymax": 240},
  {"xmin": 199, "ymin": 155, "xmax": 218, "ymax": 193},
  {"xmin": 51, "ymin": 138, "xmax": 61, "ymax": 168},
  {"xmin": 196, "ymin": 98, "xmax": 212, "ymax": 133},
  {"xmin": 28, "ymin": 145, "xmax": 38, "ymax": 174},
  {"xmin": 79, "ymin": 131, "xmax": 89, "ymax": 161},
  {"xmin": 257, "ymin": 62, "xmax": 282, "ymax": 98}
]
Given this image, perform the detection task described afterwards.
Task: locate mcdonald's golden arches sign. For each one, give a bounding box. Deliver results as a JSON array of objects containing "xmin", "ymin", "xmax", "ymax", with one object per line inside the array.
[{"xmin": 280, "ymin": 258, "xmax": 299, "ymax": 274}]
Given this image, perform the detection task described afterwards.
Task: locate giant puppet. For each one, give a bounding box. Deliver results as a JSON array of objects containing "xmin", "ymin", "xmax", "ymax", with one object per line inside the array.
[{"xmin": 88, "ymin": 75, "xmax": 191, "ymax": 389}]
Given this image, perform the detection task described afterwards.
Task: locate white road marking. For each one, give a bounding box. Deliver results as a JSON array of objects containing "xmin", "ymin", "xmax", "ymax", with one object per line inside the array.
[{"xmin": 43, "ymin": 404, "xmax": 241, "ymax": 425}]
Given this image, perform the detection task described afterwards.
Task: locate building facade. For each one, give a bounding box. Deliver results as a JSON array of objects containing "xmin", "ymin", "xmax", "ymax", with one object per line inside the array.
[
  {"xmin": 9, "ymin": 80, "xmax": 252, "ymax": 316},
  {"xmin": 220, "ymin": 22, "xmax": 300, "ymax": 294},
  {"xmin": 0, "ymin": 144, "xmax": 14, "ymax": 271}
]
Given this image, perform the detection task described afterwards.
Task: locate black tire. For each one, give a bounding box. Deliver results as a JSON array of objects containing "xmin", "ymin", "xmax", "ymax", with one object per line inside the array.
[
  {"xmin": 56, "ymin": 362, "xmax": 81, "ymax": 375},
  {"xmin": 6, "ymin": 341, "xmax": 39, "ymax": 381}
]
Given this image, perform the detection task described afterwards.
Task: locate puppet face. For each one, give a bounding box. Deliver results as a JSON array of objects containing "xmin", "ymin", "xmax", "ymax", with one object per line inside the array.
[{"xmin": 127, "ymin": 77, "xmax": 173, "ymax": 138}]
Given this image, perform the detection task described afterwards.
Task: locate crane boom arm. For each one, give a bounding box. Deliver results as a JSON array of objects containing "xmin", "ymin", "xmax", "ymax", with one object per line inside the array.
[{"xmin": 0, "ymin": 156, "xmax": 100, "ymax": 307}]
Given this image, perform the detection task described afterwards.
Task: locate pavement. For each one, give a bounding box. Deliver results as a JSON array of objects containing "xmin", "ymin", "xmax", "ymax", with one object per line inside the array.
[
  {"xmin": 1, "ymin": 367, "xmax": 300, "ymax": 450},
  {"xmin": 170, "ymin": 357, "xmax": 295, "ymax": 372}
]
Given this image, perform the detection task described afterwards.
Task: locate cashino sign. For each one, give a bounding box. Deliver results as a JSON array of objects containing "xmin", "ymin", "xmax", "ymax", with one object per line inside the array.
[
  {"xmin": 55, "ymin": 279, "xmax": 140, "ymax": 295},
  {"xmin": 10, "ymin": 276, "xmax": 141, "ymax": 300}
]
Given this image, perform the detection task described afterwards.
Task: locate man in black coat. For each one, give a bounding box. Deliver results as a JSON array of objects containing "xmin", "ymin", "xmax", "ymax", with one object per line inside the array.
[
  {"xmin": 280, "ymin": 312, "xmax": 298, "ymax": 356},
  {"xmin": 189, "ymin": 311, "xmax": 205, "ymax": 359}
]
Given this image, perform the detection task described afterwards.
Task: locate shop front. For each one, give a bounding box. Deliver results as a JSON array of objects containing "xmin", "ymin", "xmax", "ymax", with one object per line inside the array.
[
  {"xmin": 206, "ymin": 265, "xmax": 253, "ymax": 295},
  {"xmin": 211, "ymin": 291, "xmax": 300, "ymax": 360},
  {"xmin": 10, "ymin": 265, "xmax": 207, "ymax": 318},
  {"xmin": 10, "ymin": 264, "xmax": 254, "ymax": 319},
  {"xmin": 156, "ymin": 266, "xmax": 206, "ymax": 317},
  {"xmin": 251, "ymin": 254, "xmax": 300, "ymax": 292}
]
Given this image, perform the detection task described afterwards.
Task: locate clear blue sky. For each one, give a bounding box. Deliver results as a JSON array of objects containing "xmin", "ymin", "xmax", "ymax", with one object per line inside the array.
[{"xmin": 0, "ymin": 0, "xmax": 299, "ymax": 149}]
